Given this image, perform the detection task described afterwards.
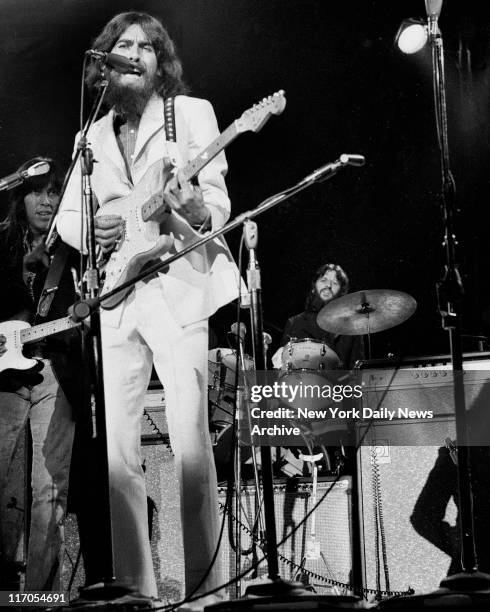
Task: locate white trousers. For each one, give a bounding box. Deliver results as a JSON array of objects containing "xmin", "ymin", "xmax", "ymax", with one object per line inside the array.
[{"xmin": 101, "ymin": 278, "xmax": 219, "ymax": 598}]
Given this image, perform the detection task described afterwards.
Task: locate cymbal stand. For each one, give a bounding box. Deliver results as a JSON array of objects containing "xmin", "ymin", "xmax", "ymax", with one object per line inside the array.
[{"xmin": 359, "ymin": 293, "xmax": 373, "ymax": 359}]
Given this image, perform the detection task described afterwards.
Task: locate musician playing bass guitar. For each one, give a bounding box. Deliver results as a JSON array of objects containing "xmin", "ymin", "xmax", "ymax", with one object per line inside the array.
[{"xmin": 0, "ymin": 157, "xmax": 83, "ymax": 591}]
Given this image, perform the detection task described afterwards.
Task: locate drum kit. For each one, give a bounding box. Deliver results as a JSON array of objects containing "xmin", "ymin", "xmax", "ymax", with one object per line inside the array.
[{"xmin": 207, "ymin": 289, "xmax": 417, "ymax": 471}]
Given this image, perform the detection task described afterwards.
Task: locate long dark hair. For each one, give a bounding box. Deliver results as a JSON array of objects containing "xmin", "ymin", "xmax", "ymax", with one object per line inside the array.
[
  {"xmin": 0, "ymin": 157, "xmax": 62, "ymax": 255},
  {"xmin": 305, "ymin": 263, "xmax": 350, "ymax": 311},
  {"xmin": 86, "ymin": 12, "xmax": 189, "ymax": 98}
]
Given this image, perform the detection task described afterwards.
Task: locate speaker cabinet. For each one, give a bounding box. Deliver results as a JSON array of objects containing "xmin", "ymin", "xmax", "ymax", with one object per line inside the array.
[
  {"xmin": 63, "ymin": 393, "xmax": 354, "ymax": 600},
  {"xmin": 63, "ymin": 442, "xmax": 181, "ymax": 600},
  {"xmin": 63, "ymin": 392, "xmax": 178, "ymax": 600},
  {"xmin": 217, "ymin": 477, "xmax": 353, "ymax": 597},
  {"xmin": 353, "ymin": 356, "xmax": 490, "ymax": 594},
  {"xmin": 357, "ymin": 440, "xmax": 457, "ymax": 595}
]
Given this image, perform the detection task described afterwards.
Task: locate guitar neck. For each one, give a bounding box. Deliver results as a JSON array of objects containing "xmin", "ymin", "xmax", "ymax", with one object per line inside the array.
[
  {"xmin": 180, "ymin": 121, "xmax": 240, "ymax": 183},
  {"xmin": 142, "ymin": 121, "xmax": 240, "ymax": 222},
  {"xmin": 20, "ymin": 316, "xmax": 79, "ymax": 345}
]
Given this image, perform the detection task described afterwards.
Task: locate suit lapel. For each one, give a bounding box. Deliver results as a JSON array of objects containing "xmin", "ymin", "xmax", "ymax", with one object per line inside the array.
[
  {"xmin": 95, "ymin": 110, "xmax": 132, "ymax": 187},
  {"xmin": 133, "ymin": 94, "xmax": 165, "ymax": 164}
]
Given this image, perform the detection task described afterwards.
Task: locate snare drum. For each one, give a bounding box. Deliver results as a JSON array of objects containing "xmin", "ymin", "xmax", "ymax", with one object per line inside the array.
[{"xmin": 280, "ymin": 338, "xmax": 340, "ymax": 375}]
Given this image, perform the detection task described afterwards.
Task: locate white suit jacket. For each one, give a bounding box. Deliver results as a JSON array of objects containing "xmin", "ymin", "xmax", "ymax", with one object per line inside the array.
[{"xmin": 57, "ymin": 94, "xmax": 241, "ymax": 328}]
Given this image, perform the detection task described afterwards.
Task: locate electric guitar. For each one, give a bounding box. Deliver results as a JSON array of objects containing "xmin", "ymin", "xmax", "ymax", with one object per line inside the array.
[
  {"xmin": 0, "ymin": 317, "xmax": 80, "ymax": 374},
  {"xmin": 98, "ymin": 90, "xmax": 287, "ymax": 309}
]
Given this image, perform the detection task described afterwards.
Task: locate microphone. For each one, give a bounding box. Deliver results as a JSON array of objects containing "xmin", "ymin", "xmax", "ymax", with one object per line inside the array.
[
  {"xmin": 300, "ymin": 154, "xmax": 365, "ymax": 185},
  {"xmin": 86, "ymin": 50, "xmax": 141, "ymax": 75},
  {"xmin": 230, "ymin": 322, "xmax": 247, "ymax": 343},
  {"xmin": 341, "ymin": 154, "xmax": 365, "ymax": 167},
  {"xmin": 0, "ymin": 160, "xmax": 50, "ymax": 192},
  {"xmin": 263, "ymin": 332, "xmax": 272, "ymax": 358},
  {"xmin": 263, "ymin": 332, "xmax": 272, "ymax": 346}
]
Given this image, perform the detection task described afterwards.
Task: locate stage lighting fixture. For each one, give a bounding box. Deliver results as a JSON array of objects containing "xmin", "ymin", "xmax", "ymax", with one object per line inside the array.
[{"xmin": 395, "ymin": 19, "xmax": 428, "ymax": 54}]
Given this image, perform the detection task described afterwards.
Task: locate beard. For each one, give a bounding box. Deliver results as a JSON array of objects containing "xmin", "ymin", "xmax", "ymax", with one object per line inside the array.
[
  {"xmin": 308, "ymin": 290, "xmax": 338, "ymax": 312},
  {"xmin": 105, "ymin": 71, "xmax": 158, "ymax": 121}
]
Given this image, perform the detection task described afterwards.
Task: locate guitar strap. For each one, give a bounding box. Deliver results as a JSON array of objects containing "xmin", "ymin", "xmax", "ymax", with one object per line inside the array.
[
  {"xmin": 164, "ymin": 96, "xmax": 176, "ymax": 143},
  {"xmin": 35, "ymin": 240, "xmax": 71, "ymax": 321},
  {"xmin": 164, "ymin": 96, "xmax": 180, "ymax": 168}
]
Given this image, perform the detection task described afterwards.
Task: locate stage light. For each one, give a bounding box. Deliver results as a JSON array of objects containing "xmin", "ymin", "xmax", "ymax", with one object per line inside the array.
[{"xmin": 395, "ymin": 19, "xmax": 428, "ymax": 54}]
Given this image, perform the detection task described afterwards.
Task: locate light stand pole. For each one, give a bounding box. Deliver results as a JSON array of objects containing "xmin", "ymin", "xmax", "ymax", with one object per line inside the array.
[
  {"xmin": 380, "ymin": 4, "xmax": 490, "ymax": 608},
  {"xmin": 427, "ymin": 7, "xmax": 480, "ymax": 582}
]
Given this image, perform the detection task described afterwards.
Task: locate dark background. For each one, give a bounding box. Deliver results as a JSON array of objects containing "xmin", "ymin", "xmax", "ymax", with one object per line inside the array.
[{"xmin": 0, "ymin": 0, "xmax": 488, "ymax": 359}]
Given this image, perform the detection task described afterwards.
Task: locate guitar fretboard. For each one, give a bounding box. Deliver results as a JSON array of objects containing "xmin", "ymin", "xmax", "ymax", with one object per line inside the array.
[
  {"xmin": 141, "ymin": 121, "xmax": 240, "ymax": 221},
  {"xmin": 20, "ymin": 317, "xmax": 80, "ymax": 345},
  {"xmin": 181, "ymin": 121, "xmax": 238, "ymax": 182}
]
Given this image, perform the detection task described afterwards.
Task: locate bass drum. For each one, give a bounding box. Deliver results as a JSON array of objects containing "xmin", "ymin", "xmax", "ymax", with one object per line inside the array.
[{"xmin": 279, "ymin": 339, "xmax": 348, "ymax": 446}]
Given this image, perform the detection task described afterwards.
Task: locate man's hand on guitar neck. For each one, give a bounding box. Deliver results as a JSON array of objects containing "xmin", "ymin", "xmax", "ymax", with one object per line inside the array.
[
  {"xmin": 94, "ymin": 214, "xmax": 125, "ymax": 254},
  {"xmin": 164, "ymin": 169, "xmax": 211, "ymax": 232}
]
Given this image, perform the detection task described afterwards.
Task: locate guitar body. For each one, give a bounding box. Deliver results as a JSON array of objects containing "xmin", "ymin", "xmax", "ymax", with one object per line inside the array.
[
  {"xmin": 0, "ymin": 321, "xmax": 39, "ymax": 374},
  {"xmin": 98, "ymin": 168, "xmax": 175, "ymax": 310}
]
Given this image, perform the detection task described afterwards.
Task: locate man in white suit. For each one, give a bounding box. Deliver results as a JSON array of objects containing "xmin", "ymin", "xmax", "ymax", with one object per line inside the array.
[{"xmin": 57, "ymin": 11, "xmax": 240, "ymax": 605}]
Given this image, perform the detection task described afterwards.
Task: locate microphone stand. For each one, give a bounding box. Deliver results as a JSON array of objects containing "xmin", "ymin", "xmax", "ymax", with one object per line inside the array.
[
  {"xmin": 45, "ymin": 69, "xmax": 109, "ymax": 251},
  {"xmin": 64, "ymin": 62, "xmax": 144, "ymax": 602},
  {"xmin": 241, "ymin": 220, "xmax": 282, "ymax": 590},
  {"xmin": 79, "ymin": 154, "xmax": 363, "ymax": 312},
  {"xmin": 76, "ymin": 145, "xmax": 117, "ymax": 596},
  {"xmin": 70, "ymin": 155, "xmax": 364, "ymax": 607}
]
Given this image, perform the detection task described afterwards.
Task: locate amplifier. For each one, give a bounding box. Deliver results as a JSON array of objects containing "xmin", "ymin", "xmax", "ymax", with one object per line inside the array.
[
  {"xmin": 63, "ymin": 442, "xmax": 181, "ymax": 601},
  {"xmin": 217, "ymin": 477, "xmax": 353, "ymax": 597},
  {"xmin": 355, "ymin": 353, "xmax": 490, "ymax": 595},
  {"xmin": 63, "ymin": 388, "xmax": 172, "ymax": 599}
]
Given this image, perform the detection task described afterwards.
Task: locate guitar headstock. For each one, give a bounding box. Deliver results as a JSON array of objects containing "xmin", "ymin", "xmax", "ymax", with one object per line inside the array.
[{"xmin": 235, "ymin": 90, "xmax": 286, "ymax": 134}]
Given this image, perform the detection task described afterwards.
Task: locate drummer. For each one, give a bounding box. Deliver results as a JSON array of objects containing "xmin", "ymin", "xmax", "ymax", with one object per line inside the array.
[
  {"xmin": 273, "ymin": 263, "xmax": 363, "ymax": 370},
  {"xmin": 269, "ymin": 263, "xmax": 363, "ymax": 476}
]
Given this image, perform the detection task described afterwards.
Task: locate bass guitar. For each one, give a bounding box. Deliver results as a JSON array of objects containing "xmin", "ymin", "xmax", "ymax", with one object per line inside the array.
[{"xmin": 0, "ymin": 317, "xmax": 80, "ymax": 373}]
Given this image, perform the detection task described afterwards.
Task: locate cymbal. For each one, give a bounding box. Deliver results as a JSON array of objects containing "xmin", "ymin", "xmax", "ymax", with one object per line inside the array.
[{"xmin": 316, "ymin": 289, "xmax": 417, "ymax": 336}]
